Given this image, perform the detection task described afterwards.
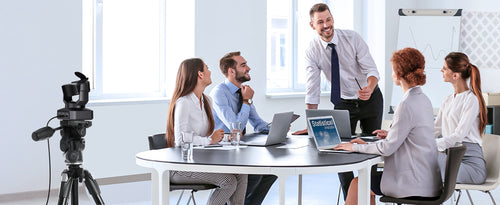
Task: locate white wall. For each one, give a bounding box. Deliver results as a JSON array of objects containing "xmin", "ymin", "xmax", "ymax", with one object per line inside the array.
[
  {"xmin": 412, "ymin": 0, "xmax": 500, "ymax": 94},
  {"xmin": 0, "ymin": 0, "xmax": 330, "ymax": 195},
  {"xmin": 383, "ymin": 0, "xmax": 500, "ymax": 115},
  {"xmin": 2, "ymin": 0, "xmax": 500, "ymax": 195},
  {"xmin": 0, "ymin": 0, "xmax": 85, "ymax": 194}
]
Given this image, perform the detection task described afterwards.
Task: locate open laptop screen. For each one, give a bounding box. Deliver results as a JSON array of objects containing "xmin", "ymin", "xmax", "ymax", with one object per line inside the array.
[{"xmin": 307, "ymin": 116, "xmax": 342, "ymax": 149}]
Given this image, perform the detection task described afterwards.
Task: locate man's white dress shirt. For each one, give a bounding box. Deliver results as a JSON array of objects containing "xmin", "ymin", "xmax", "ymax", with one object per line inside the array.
[{"xmin": 304, "ymin": 29, "xmax": 379, "ymax": 104}]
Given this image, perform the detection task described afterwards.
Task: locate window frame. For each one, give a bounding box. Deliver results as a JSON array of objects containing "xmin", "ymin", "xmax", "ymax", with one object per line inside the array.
[
  {"xmin": 82, "ymin": 0, "xmax": 194, "ymax": 104},
  {"xmin": 266, "ymin": 0, "xmax": 359, "ymax": 95}
]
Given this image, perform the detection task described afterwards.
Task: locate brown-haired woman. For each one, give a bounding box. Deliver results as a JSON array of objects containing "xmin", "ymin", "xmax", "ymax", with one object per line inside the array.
[
  {"xmin": 166, "ymin": 58, "xmax": 247, "ymax": 205},
  {"xmin": 335, "ymin": 47, "xmax": 441, "ymax": 204},
  {"xmin": 434, "ymin": 52, "xmax": 487, "ymax": 184}
]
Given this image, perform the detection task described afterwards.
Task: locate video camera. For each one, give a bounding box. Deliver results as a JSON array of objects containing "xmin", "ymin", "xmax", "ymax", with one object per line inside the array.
[
  {"xmin": 32, "ymin": 72, "xmax": 93, "ymax": 165},
  {"xmin": 57, "ymin": 72, "xmax": 93, "ymax": 121},
  {"xmin": 32, "ymin": 72, "xmax": 105, "ymax": 204}
]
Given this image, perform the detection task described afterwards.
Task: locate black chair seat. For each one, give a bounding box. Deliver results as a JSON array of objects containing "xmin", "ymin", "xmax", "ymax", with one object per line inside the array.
[{"xmin": 380, "ymin": 195, "xmax": 440, "ymax": 204}]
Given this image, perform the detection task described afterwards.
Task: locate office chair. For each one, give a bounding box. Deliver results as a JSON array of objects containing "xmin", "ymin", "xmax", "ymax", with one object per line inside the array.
[
  {"xmin": 148, "ymin": 133, "xmax": 217, "ymax": 205},
  {"xmin": 455, "ymin": 134, "xmax": 500, "ymax": 205},
  {"xmin": 379, "ymin": 145, "xmax": 466, "ymax": 205}
]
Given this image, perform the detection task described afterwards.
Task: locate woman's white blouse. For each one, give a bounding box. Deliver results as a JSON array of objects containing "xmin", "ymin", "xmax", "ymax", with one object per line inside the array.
[
  {"xmin": 435, "ymin": 90, "xmax": 482, "ymax": 151},
  {"xmin": 174, "ymin": 92, "xmax": 212, "ymax": 147}
]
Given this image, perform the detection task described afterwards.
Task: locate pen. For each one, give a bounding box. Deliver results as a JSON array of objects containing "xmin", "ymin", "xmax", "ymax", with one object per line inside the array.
[
  {"xmin": 354, "ymin": 78, "xmax": 362, "ymax": 90},
  {"xmin": 204, "ymin": 144, "xmax": 222, "ymax": 148}
]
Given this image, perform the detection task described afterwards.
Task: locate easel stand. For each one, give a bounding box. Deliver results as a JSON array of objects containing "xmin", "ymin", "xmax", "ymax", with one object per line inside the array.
[{"xmin": 57, "ymin": 164, "xmax": 104, "ymax": 205}]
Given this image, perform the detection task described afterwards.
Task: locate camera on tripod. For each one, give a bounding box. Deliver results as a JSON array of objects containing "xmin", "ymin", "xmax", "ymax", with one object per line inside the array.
[
  {"xmin": 32, "ymin": 72, "xmax": 93, "ymax": 165},
  {"xmin": 32, "ymin": 72, "xmax": 104, "ymax": 204}
]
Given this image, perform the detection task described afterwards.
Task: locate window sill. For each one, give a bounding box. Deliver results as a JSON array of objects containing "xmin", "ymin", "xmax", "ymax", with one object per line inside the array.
[
  {"xmin": 88, "ymin": 97, "xmax": 170, "ymax": 107},
  {"xmin": 265, "ymin": 92, "xmax": 330, "ymax": 99}
]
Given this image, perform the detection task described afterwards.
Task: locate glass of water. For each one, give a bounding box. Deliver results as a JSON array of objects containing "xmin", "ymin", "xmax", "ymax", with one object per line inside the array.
[
  {"xmin": 230, "ymin": 122, "xmax": 241, "ymax": 147},
  {"xmin": 180, "ymin": 131, "xmax": 194, "ymax": 161}
]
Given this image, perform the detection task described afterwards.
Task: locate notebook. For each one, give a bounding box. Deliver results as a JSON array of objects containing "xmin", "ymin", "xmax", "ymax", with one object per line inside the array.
[
  {"xmin": 307, "ymin": 116, "xmax": 348, "ymax": 153},
  {"xmin": 305, "ymin": 109, "xmax": 379, "ymax": 142},
  {"xmin": 240, "ymin": 111, "xmax": 293, "ymax": 146}
]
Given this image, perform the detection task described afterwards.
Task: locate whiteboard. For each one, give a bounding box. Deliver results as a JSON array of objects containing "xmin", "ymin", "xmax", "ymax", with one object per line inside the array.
[{"xmin": 391, "ymin": 12, "xmax": 461, "ymax": 109}]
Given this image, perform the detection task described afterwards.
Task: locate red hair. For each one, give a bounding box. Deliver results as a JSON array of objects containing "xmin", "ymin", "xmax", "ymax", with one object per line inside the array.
[{"xmin": 391, "ymin": 47, "xmax": 426, "ymax": 85}]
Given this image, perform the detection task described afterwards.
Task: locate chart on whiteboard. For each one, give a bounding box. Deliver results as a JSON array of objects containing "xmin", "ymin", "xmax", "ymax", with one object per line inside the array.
[
  {"xmin": 397, "ymin": 16, "xmax": 461, "ymax": 69},
  {"xmin": 391, "ymin": 15, "xmax": 460, "ymax": 109}
]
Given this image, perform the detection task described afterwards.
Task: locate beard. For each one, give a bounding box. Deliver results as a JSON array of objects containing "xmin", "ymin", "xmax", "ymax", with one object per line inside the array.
[
  {"xmin": 319, "ymin": 26, "xmax": 334, "ymax": 40},
  {"xmin": 235, "ymin": 70, "xmax": 251, "ymax": 83}
]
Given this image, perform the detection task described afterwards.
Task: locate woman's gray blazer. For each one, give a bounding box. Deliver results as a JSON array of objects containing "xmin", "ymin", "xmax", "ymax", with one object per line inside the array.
[{"xmin": 353, "ymin": 86, "xmax": 442, "ymax": 198}]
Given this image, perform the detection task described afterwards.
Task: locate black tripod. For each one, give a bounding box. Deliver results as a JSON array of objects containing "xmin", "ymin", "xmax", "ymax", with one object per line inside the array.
[
  {"xmin": 30, "ymin": 72, "xmax": 103, "ymax": 205},
  {"xmin": 58, "ymin": 164, "xmax": 104, "ymax": 205}
]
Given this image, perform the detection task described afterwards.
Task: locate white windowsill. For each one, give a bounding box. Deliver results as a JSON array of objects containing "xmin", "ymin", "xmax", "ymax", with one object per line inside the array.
[
  {"xmin": 88, "ymin": 97, "xmax": 170, "ymax": 107},
  {"xmin": 266, "ymin": 92, "xmax": 331, "ymax": 99}
]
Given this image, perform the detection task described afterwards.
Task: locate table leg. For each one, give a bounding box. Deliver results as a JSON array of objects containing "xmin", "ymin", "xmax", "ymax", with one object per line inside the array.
[
  {"xmin": 278, "ymin": 175, "xmax": 289, "ymax": 205},
  {"xmin": 357, "ymin": 166, "xmax": 371, "ymax": 205},
  {"xmin": 151, "ymin": 169, "xmax": 170, "ymax": 205},
  {"xmin": 298, "ymin": 175, "xmax": 302, "ymax": 205}
]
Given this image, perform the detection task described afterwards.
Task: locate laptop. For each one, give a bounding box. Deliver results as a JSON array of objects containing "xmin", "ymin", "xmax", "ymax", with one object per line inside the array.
[
  {"xmin": 307, "ymin": 116, "xmax": 348, "ymax": 153},
  {"xmin": 305, "ymin": 109, "xmax": 353, "ymax": 140},
  {"xmin": 305, "ymin": 109, "xmax": 379, "ymax": 142},
  {"xmin": 240, "ymin": 111, "xmax": 293, "ymax": 146}
]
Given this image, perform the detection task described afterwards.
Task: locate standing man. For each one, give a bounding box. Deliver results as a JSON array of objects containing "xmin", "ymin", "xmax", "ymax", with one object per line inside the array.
[
  {"xmin": 210, "ymin": 51, "xmax": 277, "ymax": 205},
  {"xmin": 301, "ymin": 3, "xmax": 383, "ymax": 200}
]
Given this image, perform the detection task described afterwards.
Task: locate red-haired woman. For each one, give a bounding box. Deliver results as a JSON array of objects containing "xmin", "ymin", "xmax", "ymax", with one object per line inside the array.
[
  {"xmin": 335, "ymin": 48, "xmax": 442, "ymax": 204},
  {"xmin": 166, "ymin": 58, "xmax": 247, "ymax": 205},
  {"xmin": 434, "ymin": 52, "xmax": 487, "ymax": 184}
]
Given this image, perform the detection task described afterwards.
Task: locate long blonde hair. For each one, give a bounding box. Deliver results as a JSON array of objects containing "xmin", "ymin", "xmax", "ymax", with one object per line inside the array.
[{"xmin": 166, "ymin": 58, "xmax": 215, "ymax": 147}]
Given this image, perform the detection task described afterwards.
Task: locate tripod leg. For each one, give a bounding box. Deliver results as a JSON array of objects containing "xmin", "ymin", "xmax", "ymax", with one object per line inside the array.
[
  {"xmin": 58, "ymin": 170, "xmax": 73, "ymax": 205},
  {"xmin": 83, "ymin": 170, "xmax": 105, "ymax": 204},
  {"xmin": 59, "ymin": 178, "xmax": 77, "ymax": 205},
  {"xmin": 71, "ymin": 177, "xmax": 79, "ymax": 205}
]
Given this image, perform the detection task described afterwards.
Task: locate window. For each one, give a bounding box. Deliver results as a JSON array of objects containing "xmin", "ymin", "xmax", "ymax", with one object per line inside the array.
[
  {"xmin": 266, "ymin": 0, "xmax": 355, "ymax": 94},
  {"xmin": 82, "ymin": 0, "xmax": 194, "ymax": 102}
]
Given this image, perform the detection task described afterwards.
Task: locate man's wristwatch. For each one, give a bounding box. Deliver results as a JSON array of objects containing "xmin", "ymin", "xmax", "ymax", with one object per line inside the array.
[{"xmin": 243, "ymin": 99, "xmax": 253, "ymax": 105}]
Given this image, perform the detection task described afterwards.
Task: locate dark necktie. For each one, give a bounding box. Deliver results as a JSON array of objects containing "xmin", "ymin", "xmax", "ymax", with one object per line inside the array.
[
  {"xmin": 236, "ymin": 88, "xmax": 246, "ymax": 135},
  {"xmin": 236, "ymin": 88, "xmax": 243, "ymax": 111},
  {"xmin": 328, "ymin": 43, "xmax": 341, "ymax": 105}
]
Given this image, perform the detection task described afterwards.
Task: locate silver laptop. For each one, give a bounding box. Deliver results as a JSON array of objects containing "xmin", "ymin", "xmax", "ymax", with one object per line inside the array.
[
  {"xmin": 240, "ymin": 111, "xmax": 293, "ymax": 146},
  {"xmin": 305, "ymin": 109, "xmax": 353, "ymax": 140},
  {"xmin": 307, "ymin": 116, "xmax": 348, "ymax": 153},
  {"xmin": 305, "ymin": 109, "xmax": 379, "ymax": 142}
]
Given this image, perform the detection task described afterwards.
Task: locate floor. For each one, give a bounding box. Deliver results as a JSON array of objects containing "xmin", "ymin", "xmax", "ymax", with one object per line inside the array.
[{"xmin": 2, "ymin": 173, "xmax": 499, "ymax": 205}]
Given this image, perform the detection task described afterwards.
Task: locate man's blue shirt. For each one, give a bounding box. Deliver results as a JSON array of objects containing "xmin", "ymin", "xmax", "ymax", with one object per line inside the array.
[{"xmin": 209, "ymin": 79, "xmax": 269, "ymax": 133}]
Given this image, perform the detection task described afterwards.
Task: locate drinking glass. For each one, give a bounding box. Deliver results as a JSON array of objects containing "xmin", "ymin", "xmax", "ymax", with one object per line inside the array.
[
  {"xmin": 180, "ymin": 131, "xmax": 194, "ymax": 161},
  {"xmin": 230, "ymin": 122, "xmax": 241, "ymax": 147}
]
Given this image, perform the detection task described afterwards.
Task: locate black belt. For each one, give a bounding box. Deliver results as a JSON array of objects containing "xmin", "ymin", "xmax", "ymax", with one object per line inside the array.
[
  {"xmin": 341, "ymin": 98, "xmax": 360, "ymax": 103},
  {"xmin": 340, "ymin": 85, "xmax": 380, "ymax": 103}
]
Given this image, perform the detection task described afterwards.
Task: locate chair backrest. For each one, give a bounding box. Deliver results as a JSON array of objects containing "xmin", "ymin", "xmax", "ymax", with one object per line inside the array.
[
  {"xmin": 148, "ymin": 133, "xmax": 167, "ymax": 150},
  {"xmin": 379, "ymin": 145, "xmax": 466, "ymax": 204},
  {"xmin": 482, "ymin": 134, "xmax": 500, "ymax": 186},
  {"xmin": 147, "ymin": 133, "xmax": 218, "ymax": 193},
  {"xmin": 439, "ymin": 144, "xmax": 466, "ymax": 202}
]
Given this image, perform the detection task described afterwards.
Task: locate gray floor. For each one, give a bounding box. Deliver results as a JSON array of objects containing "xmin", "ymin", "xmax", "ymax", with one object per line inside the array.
[{"xmin": 2, "ymin": 173, "xmax": 499, "ymax": 205}]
